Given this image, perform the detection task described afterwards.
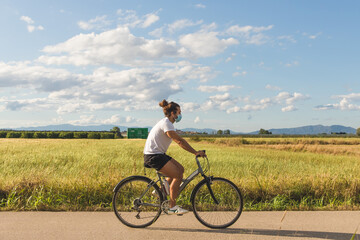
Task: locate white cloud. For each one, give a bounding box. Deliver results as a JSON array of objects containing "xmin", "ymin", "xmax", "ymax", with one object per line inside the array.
[
  {"xmin": 57, "ymin": 103, "xmax": 82, "ymax": 114},
  {"xmin": 230, "ymin": 104, "xmax": 267, "ymax": 113},
  {"xmin": 181, "ymin": 102, "xmax": 201, "ymax": 112},
  {"xmin": 334, "ymin": 93, "xmax": 360, "ymax": 101},
  {"xmin": 201, "ymin": 22, "xmax": 218, "ymax": 32},
  {"xmin": 306, "ymin": 32, "xmax": 322, "ymax": 39},
  {"xmin": 195, "ymin": 4, "xmax": 206, "ymax": 8},
  {"xmin": 149, "ymin": 27, "xmax": 163, "ymax": 37},
  {"xmin": 225, "ymin": 24, "xmax": 273, "ymax": 45},
  {"xmin": 222, "ymin": 92, "xmax": 309, "ymax": 114},
  {"xmin": 20, "ymin": 16, "xmax": 44, "ymax": 33},
  {"xmin": 0, "ymin": 97, "xmax": 53, "ymax": 112},
  {"xmin": 167, "ymin": 19, "xmax": 203, "ymax": 34},
  {"xmin": 271, "ymin": 92, "xmax": 309, "ymax": 105},
  {"xmin": 37, "ymin": 16, "xmax": 240, "ymax": 66},
  {"xmin": 315, "ymin": 98, "xmax": 360, "ymax": 111},
  {"xmin": 198, "ymin": 85, "xmax": 239, "ymax": 92},
  {"xmin": 20, "ymin": 16, "xmax": 34, "ymax": 24},
  {"xmin": 116, "ymin": 9, "xmax": 142, "ymax": 28},
  {"xmin": 117, "ymin": 9, "xmax": 160, "ymax": 29},
  {"xmin": 38, "ymin": 27, "xmax": 180, "ymax": 66},
  {"xmin": 68, "ymin": 114, "xmax": 136, "ymax": 125},
  {"xmin": 233, "ymin": 71, "xmax": 247, "ymax": 77},
  {"xmin": 278, "ymin": 35, "xmax": 297, "ymax": 43},
  {"xmin": 142, "ymin": 13, "xmax": 160, "ymax": 28},
  {"xmin": 246, "ymin": 33, "xmax": 270, "ymax": 45},
  {"xmin": 125, "ymin": 116, "xmax": 137, "ymax": 123},
  {"xmin": 78, "ymin": 15, "xmax": 112, "ymax": 30},
  {"xmin": 68, "ymin": 115, "xmax": 96, "ymax": 125},
  {"xmin": 315, "ymin": 93, "xmax": 360, "ymax": 111},
  {"xmin": 194, "ymin": 116, "xmax": 201, "ymax": 123},
  {"xmin": 0, "ymin": 61, "xmax": 213, "ymax": 114},
  {"xmin": 226, "ymin": 53, "xmax": 236, "ymax": 62},
  {"xmin": 285, "ymin": 92, "xmax": 309, "ymax": 104},
  {"xmin": 266, "ymin": 84, "xmax": 282, "ymax": 91},
  {"xmin": 0, "ymin": 61, "xmax": 83, "ymax": 91},
  {"xmin": 209, "ymin": 92, "xmax": 231, "ymax": 102},
  {"xmin": 203, "ymin": 93, "xmax": 238, "ymax": 112},
  {"xmin": 179, "ymin": 31, "xmax": 238, "ymax": 58},
  {"xmin": 284, "ymin": 61, "xmax": 299, "ymax": 67},
  {"xmin": 102, "ymin": 114, "xmax": 121, "ymax": 124},
  {"xmin": 281, "ymin": 105, "xmax": 297, "ymax": 112}
]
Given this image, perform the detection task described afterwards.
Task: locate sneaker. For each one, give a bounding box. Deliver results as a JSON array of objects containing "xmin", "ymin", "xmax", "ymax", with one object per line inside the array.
[{"xmin": 168, "ymin": 205, "xmax": 189, "ymax": 215}]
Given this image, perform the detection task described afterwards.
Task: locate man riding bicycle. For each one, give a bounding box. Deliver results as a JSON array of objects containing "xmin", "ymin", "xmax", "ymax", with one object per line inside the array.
[{"xmin": 143, "ymin": 99, "xmax": 206, "ymax": 214}]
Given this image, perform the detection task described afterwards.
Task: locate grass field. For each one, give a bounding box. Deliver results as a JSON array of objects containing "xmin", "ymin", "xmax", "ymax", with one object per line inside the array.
[{"xmin": 1, "ymin": 137, "xmax": 360, "ymax": 211}]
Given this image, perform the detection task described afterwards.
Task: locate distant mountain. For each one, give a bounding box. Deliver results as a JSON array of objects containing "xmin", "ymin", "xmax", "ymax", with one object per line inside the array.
[
  {"xmin": 181, "ymin": 128, "xmax": 217, "ymax": 134},
  {"xmin": 249, "ymin": 125, "xmax": 356, "ymax": 135}
]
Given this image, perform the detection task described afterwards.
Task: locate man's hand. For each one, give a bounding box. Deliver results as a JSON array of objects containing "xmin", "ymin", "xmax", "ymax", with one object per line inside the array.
[{"xmin": 195, "ymin": 150, "xmax": 207, "ymax": 158}]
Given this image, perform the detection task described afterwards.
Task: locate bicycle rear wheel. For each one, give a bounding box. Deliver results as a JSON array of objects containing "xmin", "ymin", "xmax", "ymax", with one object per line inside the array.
[
  {"xmin": 191, "ymin": 177, "xmax": 243, "ymax": 229},
  {"xmin": 112, "ymin": 176, "xmax": 163, "ymax": 228}
]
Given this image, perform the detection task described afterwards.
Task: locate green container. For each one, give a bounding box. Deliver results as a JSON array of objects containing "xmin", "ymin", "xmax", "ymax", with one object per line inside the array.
[{"xmin": 127, "ymin": 128, "xmax": 148, "ymax": 139}]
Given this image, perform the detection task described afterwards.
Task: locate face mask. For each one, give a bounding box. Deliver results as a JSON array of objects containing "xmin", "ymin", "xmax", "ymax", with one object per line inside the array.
[{"xmin": 175, "ymin": 113, "xmax": 182, "ymax": 123}]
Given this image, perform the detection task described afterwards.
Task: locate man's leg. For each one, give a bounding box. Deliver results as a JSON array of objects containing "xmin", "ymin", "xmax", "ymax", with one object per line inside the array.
[{"xmin": 159, "ymin": 159, "xmax": 184, "ymax": 208}]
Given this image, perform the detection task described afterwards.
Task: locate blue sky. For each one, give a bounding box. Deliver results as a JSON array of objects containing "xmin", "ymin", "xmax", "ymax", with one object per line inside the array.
[{"xmin": 0, "ymin": 0, "xmax": 359, "ymax": 132}]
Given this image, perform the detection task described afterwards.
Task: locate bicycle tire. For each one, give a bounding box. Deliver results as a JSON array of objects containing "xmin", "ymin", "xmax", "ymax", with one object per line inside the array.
[
  {"xmin": 112, "ymin": 175, "xmax": 163, "ymax": 228},
  {"xmin": 191, "ymin": 177, "xmax": 243, "ymax": 229}
]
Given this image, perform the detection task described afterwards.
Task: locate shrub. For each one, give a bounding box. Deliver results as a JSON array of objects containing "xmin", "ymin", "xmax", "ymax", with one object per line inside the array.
[
  {"xmin": 21, "ymin": 132, "xmax": 34, "ymax": 138},
  {"xmin": 6, "ymin": 132, "xmax": 21, "ymax": 138},
  {"xmin": 115, "ymin": 133, "xmax": 123, "ymax": 139},
  {"xmin": 110, "ymin": 127, "xmax": 123, "ymax": 138},
  {"xmin": 100, "ymin": 132, "xmax": 115, "ymax": 139},
  {"xmin": 34, "ymin": 132, "xmax": 47, "ymax": 138},
  {"xmin": 74, "ymin": 132, "xmax": 88, "ymax": 139},
  {"xmin": 357, "ymin": 128, "xmax": 360, "ymax": 136},
  {"xmin": 88, "ymin": 132, "xmax": 100, "ymax": 139},
  {"xmin": 59, "ymin": 132, "xmax": 74, "ymax": 139},
  {"xmin": 0, "ymin": 131, "xmax": 8, "ymax": 138},
  {"xmin": 47, "ymin": 132, "xmax": 60, "ymax": 138}
]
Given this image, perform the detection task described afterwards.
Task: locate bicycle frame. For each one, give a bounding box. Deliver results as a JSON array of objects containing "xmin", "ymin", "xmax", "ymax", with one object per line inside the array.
[
  {"xmin": 122, "ymin": 154, "xmax": 218, "ymax": 209},
  {"xmin": 153, "ymin": 155, "xmax": 218, "ymax": 204},
  {"xmin": 159, "ymin": 155, "xmax": 206, "ymax": 194}
]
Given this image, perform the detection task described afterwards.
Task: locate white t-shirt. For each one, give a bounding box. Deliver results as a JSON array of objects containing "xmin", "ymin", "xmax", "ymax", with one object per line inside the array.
[{"xmin": 143, "ymin": 117, "xmax": 175, "ymax": 154}]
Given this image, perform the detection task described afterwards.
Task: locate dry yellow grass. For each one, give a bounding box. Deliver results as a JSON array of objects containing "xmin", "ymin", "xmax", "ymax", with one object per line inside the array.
[{"xmin": 1, "ymin": 137, "xmax": 360, "ymax": 211}]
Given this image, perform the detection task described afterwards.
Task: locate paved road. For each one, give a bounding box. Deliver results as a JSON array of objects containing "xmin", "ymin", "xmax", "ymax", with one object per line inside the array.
[{"xmin": 1, "ymin": 211, "xmax": 359, "ymax": 240}]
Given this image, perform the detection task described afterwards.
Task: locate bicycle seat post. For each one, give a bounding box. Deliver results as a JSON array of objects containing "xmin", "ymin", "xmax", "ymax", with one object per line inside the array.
[{"xmin": 157, "ymin": 171, "xmax": 170, "ymax": 196}]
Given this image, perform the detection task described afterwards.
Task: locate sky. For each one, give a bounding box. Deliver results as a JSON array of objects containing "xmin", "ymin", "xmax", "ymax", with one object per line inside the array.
[{"xmin": 0, "ymin": 0, "xmax": 359, "ymax": 132}]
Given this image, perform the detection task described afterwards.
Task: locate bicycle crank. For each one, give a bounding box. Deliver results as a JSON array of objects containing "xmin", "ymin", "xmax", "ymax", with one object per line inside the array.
[{"xmin": 161, "ymin": 200, "xmax": 170, "ymax": 214}]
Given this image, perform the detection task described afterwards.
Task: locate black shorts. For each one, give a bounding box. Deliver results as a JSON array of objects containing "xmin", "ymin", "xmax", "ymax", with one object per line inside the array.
[{"xmin": 144, "ymin": 154, "xmax": 172, "ymax": 171}]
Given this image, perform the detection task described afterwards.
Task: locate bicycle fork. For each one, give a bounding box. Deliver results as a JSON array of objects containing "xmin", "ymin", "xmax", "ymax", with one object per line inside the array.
[{"xmin": 204, "ymin": 176, "xmax": 219, "ymax": 205}]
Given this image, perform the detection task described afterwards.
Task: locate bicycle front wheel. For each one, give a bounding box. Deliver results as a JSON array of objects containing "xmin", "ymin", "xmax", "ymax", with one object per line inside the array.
[
  {"xmin": 191, "ymin": 177, "xmax": 243, "ymax": 229},
  {"xmin": 112, "ymin": 176, "xmax": 163, "ymax": 228}
]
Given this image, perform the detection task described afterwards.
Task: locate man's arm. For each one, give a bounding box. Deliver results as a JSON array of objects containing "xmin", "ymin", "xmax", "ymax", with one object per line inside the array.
[{"xmin": 166, "ymin": 131, "xmax": 206, "ymax": 157}]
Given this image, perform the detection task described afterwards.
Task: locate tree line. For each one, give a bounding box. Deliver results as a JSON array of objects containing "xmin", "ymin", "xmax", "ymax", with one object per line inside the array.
[{"xmin": 0, "ymin": 127, "xmax": 123, "ymax": 139}]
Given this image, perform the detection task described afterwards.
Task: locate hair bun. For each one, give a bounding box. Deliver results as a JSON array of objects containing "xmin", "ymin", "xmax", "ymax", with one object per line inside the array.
[{"xmin": 159, "ymin": 99, "xmax": 169, "ymax": 108}]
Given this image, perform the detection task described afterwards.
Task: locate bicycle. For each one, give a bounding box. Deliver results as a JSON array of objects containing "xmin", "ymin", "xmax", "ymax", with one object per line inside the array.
[{"xmin": 112, "ymin": 151, "xmax": 243, "ymax": 229}]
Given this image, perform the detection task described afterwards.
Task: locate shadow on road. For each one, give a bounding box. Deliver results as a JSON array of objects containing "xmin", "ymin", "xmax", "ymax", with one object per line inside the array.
[{"xmin": 148, "ymin": 227, "xmax": 357, "ymax": 240}]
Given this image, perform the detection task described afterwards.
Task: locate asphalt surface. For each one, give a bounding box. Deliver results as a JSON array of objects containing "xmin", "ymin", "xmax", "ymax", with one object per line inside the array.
[{"xmin": 1, "ymin": 211, "xmax": 359, "ymax": 240}]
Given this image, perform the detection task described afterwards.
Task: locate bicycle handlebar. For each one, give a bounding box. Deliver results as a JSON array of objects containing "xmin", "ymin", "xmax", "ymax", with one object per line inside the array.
[{"xmin": 196, "ymin": 150, "xmax": 206, "ymax": 158}]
